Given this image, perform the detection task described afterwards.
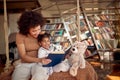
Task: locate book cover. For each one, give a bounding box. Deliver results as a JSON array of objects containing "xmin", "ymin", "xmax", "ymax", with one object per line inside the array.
[
  {"xmin": 56, "ymin": 23, "xmax": 62, "ymax": 29},
  {"xmin": 96, "ymin": 40, "xmax": 102, "ymax": 49},
  {"xmin": 46, "ymin": 24, "xmax": 51, "ymax": 30},
  {"xmin": 43, "ymin": 52, "xmax": 68, "ymax": 67},
  {"xmin": 54, "ymin": 30, "xmax": 64, "ymax": 36},
  {"xmin": 42, "ymin": 25, "xmax": 47, "ymax": 30}
]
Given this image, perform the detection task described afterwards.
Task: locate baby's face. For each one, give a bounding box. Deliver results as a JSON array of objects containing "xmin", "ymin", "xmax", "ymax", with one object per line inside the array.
[{"xmin": 39, "ymin": 37, "xmax": 50, "ymax": 50}]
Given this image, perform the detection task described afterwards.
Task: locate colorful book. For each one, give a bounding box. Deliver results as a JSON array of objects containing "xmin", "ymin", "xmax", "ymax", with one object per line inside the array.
[{"xmin": 54, "ymin": 30, "xmax": 64, "ymax": 36}]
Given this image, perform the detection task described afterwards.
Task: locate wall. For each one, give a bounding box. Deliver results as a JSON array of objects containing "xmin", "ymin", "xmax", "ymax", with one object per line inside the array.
[
  {"xmin": 0, "ymin": 13, "xmax": 21, "ymax": 54},
  {"xmin": 41, "ymin": 10, "xmax": 52, "ymax": 17},
  {"xmin": 41, "ymin": 10, "xmax": 61, "ymax": 23},
  {"xmin": 0, "ymin": 15, "xmax": 6, "ymax": 54},
  {"xmin": 8, "ymin": 13, "xmax": 21, "ymax": 34},
  {"xmin": 0, "ymin": 11, "xmax": 53, "ymax": 54}
]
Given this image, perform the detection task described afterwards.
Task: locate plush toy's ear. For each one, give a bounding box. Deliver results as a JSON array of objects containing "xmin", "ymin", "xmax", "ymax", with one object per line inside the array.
[{"xmin": 81, "ymin": 42, "xmax": 88, "ymax": 48}]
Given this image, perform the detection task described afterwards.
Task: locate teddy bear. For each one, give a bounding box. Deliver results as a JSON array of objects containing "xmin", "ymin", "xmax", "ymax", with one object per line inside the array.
[{"xmin": 68, "ymin": 41, "xmax": 87, "ymax": 76}]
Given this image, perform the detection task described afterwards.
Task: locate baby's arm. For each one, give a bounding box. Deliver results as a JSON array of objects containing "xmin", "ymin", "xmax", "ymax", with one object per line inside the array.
[
  {"xmin": 38, "ymin": 48, "xmax": 52, "ymax": 65},
  {"xmin": 38, "ymin": 48, "xmax": 48, "ymax": 58}
]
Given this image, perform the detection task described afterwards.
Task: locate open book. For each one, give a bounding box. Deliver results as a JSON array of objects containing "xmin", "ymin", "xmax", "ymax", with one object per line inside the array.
[
  {"xmin": 43, "ymin": 53, "xmax": 65, "ymax": 67},
  {"xmin": 43, "ymin": 47, "xmax": 71, "ymax": 67}
]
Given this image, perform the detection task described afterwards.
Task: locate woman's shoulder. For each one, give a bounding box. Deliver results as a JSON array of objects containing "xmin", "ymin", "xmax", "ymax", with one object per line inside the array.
[
  {"xmin": 16, "ymin": 33, "xmax": 26, "ymax": 39},
  {"xmin": 16, "ymin": 33, "xmax": 26, "ymax": 44}
]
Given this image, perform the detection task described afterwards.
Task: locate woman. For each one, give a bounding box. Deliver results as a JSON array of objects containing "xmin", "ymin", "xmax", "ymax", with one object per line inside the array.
[{"xmin": 12, "ymin": 11, "xmax": 51, "ymax": 80}]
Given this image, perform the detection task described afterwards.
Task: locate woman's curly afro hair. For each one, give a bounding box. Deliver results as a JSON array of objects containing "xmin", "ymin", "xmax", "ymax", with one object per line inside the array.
[{"xmin": 17, "ymin": 11, "xmax": 45, "ymax": 35}]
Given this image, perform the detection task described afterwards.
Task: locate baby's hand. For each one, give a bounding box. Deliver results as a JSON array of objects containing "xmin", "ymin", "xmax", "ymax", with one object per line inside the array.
[{"xmin": 42, "ymin": 58, "xmax": 52, "ymax": 65}]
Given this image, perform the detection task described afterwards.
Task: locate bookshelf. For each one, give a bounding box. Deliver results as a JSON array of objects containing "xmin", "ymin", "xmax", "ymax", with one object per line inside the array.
[
  {"xmin": 89, "ymin": 15, "xmax": 117, "ymax": 48},
  {"xmin": 62, "ymin": 15, "xmax": 96, "ymax": 58},
  {"xmin": 62, "ymin": 15, "xmax": 94, "ymax": 46},
  {"xmin": 109, "ymin": 2, "xmax": 120, "ymax": 48},
  {"xmin": 86, "ymin": 13, "xmax": 119, "ymax": 61},
  {"xmin": 64, "ymin": 22, "xmax": 78, "ymax": 44},
  {"xmin": 79, "ymin": 0, "xmax": 120, "ymax": 61},
  {"xmin": 42, "ymin": 23, "xmax": 70, "ymax": 52},
  {"xmin": 78, "ymin": 4, "xmax": 118, "ymax": 59}
]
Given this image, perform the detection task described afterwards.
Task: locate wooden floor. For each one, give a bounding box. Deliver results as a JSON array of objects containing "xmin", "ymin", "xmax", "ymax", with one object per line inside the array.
[
  {"xmin": 87, "ymin": 56, "xmax": 120, "ymax": 80},
  {"xmin": 106, "ymin": 64, "xmax": 120, "ymax": 80}
]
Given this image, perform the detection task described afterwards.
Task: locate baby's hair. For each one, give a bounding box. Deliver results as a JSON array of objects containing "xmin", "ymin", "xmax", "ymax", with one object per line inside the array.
[{"xmin": 37, "ymin": 33, "xmax": 51, "ymax": 42}]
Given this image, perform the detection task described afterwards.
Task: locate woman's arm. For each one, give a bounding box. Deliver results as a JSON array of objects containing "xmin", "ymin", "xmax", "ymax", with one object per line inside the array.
[
  {"xmin": 17, "ymin": 43, "xmax": 41, "ymax": 63},
  {"xmin": 16, "ymin": 33, "xmax": 51, "ymax": 64},
  {"xmin": 18, "ymin": 44, "xmax": 51, "ymax": 64},
  {"xmin": 16, "ymin": 33, "xmax": 40, "ymax": 63}
]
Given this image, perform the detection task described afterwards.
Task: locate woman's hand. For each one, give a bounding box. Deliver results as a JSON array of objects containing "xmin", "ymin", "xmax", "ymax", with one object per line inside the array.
[{"xmin": 41, "ymin": 58, "xmax": 52, "ymax": 65}]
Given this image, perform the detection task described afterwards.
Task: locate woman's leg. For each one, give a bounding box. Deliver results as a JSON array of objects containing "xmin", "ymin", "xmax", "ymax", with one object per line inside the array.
[
  {"xmin": 31, "ymin": 64, "xmax": 49, "ymax": 80},
  {"xmin": 12, "ymin": 63, "xmax": 33, "ymax": 80}
]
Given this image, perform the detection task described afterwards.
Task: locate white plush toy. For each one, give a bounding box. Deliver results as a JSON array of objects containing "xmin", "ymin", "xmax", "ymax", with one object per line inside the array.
[
  {"xmin": 68, "ymin": 41, "xmax": 87, "ymax": 76},
  {"xmin": 54, "ymin": 44, "xmax": 62, "ymax": 51},
  {"xmin": 50, "ymin": 44, "xmax": 63, "ymax": 52}
]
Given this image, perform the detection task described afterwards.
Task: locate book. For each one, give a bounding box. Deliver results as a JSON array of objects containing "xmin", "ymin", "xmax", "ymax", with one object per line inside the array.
[
  {"xmin": 43, "ymin": 51, "xmax": 68, "ymax": 67},
  {"xmin": 94, "ymin": 14, "xmax": 101, "ymax": 20},
  {"xmin": 56, "ymin": 23, "xmax": 62, "ymax": 29},
  {"xmin": 80, "ymin": 33, "xmax": 88, "ymax": 40},
  {"xmin": 96, "ymin": 40, "xmax": 102, "ymax": 49},
  {"xmin": 99, "ymin": 15, "xmax": 108, "ymax": 20},
  {"xmin": 54, "ymin": 30, "xmax": 64, "ymax": 36},
  {"xmin": 84, "ymin": 49, "xmax": 92, "ymax": 58},
  {"xmin": 42, "ymin": 44, "xmax": 72, "ymax": 67},
  {"xmin": 50, "ymin": 31, "xmax": 55, "ymax": 36}
]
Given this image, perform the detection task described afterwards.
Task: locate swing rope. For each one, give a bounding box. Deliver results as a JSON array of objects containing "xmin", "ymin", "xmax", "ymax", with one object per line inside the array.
[{"xmin": 3, "ymin": 0, "xmax": 11, "ymax": 71}]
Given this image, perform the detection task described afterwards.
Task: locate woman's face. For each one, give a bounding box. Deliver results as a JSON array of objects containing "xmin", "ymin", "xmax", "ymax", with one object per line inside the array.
[
  {"xmin": 29, "ymin": 25, "xmax": 41, "ymax": 38},
  {"xmin": 39, "ymin": 37, "xmax": 50, "ymax": 50}
]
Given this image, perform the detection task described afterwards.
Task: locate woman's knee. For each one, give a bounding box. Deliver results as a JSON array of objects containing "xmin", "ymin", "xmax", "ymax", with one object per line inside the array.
[{"xmin": 12, "ymin": 64, "xmax": 31, "ymax": 80}]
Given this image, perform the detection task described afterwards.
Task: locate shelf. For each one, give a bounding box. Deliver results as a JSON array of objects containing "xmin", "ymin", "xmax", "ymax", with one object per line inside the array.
[
  {"xmin": 42, "ymin": 23, "xmax": 70, "ymax": 52},
  {"xmin": 97, "ymin": 48, "xmax": 120, "ymax": 52}
]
